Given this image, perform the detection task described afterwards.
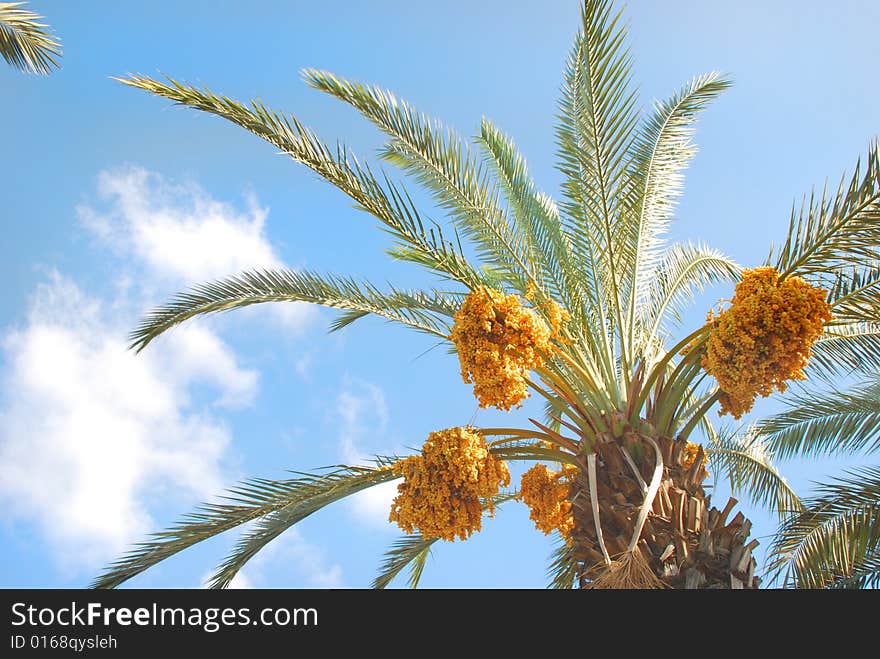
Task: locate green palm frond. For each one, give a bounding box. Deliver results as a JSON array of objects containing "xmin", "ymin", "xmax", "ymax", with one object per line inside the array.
[
  {"xmin": 477, "ymin": 118, "xmax": 589, "ymax": 324},
  {"xmin": 116, "ymin": 75, "xmax": 486, "ymax": 288},
  {"xmin": 372, "ymin": 490, "xmax": 519, "ymax": 589},
  {"xmin": 0, "ymin": 2, "xmax": 60, "ymax": 74},
  {"xmin": 826, "ymin": 546, "xmax": 880, "ymax": 589},
  {"xmin": 547, "ymin": 537, "xmax": 579, "ymax": 589},
  {"xmin": 809, "ymin": 322, "xmax": 880, "ymax": 376},
  {"xmin": 205, "ymin": 463, "xmax": 402, "ymax": 589},
  {"xmin": 556, "ymin": 0, "xmax": 640, "ymax": 371},
  {"xmin": 641, "ymin": 241, "xmax": 741, "ymax": 352},
  {"xmin": 774, "ymin": 140, "xmax": 880, "ymax": 278},
  {"xmin": 302, "ymin": 68, "xmax": 539, "ymax": 293},
  {"xmin": 705, "ymin": 426, "xmax": 803, "ymax": 517},
  {"xmin": 129, "ymin": 268, "xmax": 457, "ymax": 352},
  {"xmin": 825, "ymin": 262, "xmax": 880, "ymax": 324},
  {"xmin": 625, "ymin": 73, "xmax": 731, "ymax": 351},
  {"xmin": 490, "ymin": 443, "xmax": 580, "ymax": 467},
  {"xmin": 767, "ymin": 467, "xmax": 880, "ymax": 588},
  {"xmin": 92, "ymin": 461, "xmax": 399, "ymax": 589},
  {"xmin": 756, "ymin": 375, "xmax": 880, "ymax": 459},
  {"xmin": 372, "ymin": 534, "xmax": 438, "ymax": 590}
]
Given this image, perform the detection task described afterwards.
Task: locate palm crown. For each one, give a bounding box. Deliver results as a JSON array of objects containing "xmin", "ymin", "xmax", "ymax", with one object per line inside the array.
[{"xmin": 93, "ymin": 0, "xmax": 880, "ymax": 589}]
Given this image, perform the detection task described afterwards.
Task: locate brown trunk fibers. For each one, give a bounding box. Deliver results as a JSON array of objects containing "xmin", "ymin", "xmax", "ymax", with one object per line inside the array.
[{"xmin": 569, "ymin": 432, "xmax": 760, "ymax": 589}]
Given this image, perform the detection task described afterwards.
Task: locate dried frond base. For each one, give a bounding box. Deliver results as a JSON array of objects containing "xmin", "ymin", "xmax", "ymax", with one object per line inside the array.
[
  {"xmin": 569, "ymin": 434, "xmax": 760, "ymax": 589},
  {"xmin": 587, "ymin": 550, "xmax": 667, "ymax": 590}
]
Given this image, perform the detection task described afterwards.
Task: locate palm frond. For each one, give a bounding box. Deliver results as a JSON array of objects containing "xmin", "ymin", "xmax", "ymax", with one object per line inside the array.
[
  {"xmin": 0, "ymin": 2, "xmax": 60, "ymax": 74},
  {"xmin": 302, "ymin": 68, "xmax": 539, "ymax": 292},
  {"xmin": 774, "ymin": 140, "xmax": 880, "ymax": 278},
  {"xmin": 640, "ymin": 241, "xmax": 740, "ymax": 352},
  {"xmin": 477, "ymin": 118, "xmax": 589, "ymax": 320},
  {"xmin": 809, "ymin": 322, "xmax": 880, "ymax": 377},
  {"xmin": 116, "ymin": 75, "xmax": 485, "ymax": 288},
  {"xmin": 372, "ymin": 534, "xmax": 438, "ymax": 590},
  {"xmin": 555, "ymin": 0, "xmax": 640, "ymax": 369},
  {"xmin": 129, "ymin": 268, "xmax": 456, "ymax": 352},
  {"xmin": 547, "ymin": 537, "xmax": 578, "ymax": 589},
  {"xmin": 371, "ymin": 490, "xmax": 519, "ymax": 589},
  {"xmin": 824, "ymin": 261, "xmax": 880, "ymax": 324},
  {"xmin": 756, "ymin": 375, "xmax": 880, "ymax": 459},
  {"xmin": 826, "ymin": 546, "xmax": 880, "ymax": 589},
  {"xmin": 92, "ymin": 461, "xmax": 399, "ymax": 589},
  {"xmin": 625, "ymin": 73, "xmax": 732, "ymax": 351},
  {"xmin": 705, "ymin": 426, "xmax": 803, "ymax": 518},
  {"xmin": 205, "ymin": 462, "xmax": 402, "ymax": 589},
  {"xmin": 490, "ymin": 443, "xmax": 579, "ymax": 467},
  {"xmin": 767, "ymin": 466, "xmax": 880, "ymax": 588}
]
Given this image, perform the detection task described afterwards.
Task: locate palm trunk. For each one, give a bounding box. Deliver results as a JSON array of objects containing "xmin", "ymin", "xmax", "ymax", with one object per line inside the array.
[{"xmin": 569, "ymin": 432, "xmax": 760, "ymax": 589}]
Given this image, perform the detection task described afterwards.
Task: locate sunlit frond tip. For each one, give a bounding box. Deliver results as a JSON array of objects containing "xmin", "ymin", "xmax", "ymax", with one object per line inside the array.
[
  {"xmin": 774, "ymin": 139, "xmax": 880, "ymax": 278},
  {"xmin": 0, "ymin": 2, "xmax": 61, "ymax": 75}
]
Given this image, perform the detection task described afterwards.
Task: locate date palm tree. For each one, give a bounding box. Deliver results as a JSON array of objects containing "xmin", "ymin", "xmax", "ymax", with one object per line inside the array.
[
  {"xmin": 760, "ymin": 373, "xmax": 880, "ymax": 588},
  {"xmin": 0, "ymin": 2, "xmax": 60, "ymax": 75},
  {"xmin": 92, "ymin": 0, "xmax": 879, "ymax": 589}
]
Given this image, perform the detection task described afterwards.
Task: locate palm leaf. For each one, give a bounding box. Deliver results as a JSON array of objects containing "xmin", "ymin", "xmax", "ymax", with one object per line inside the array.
[
  {"xmin": 767, "ymin": 467, "xmax": 880, "ymax": 588},
  {"xmin": 826, "ymin": 546, "xmax": 880, "ymax": 589},
  {"xmin": 490, "ymin": 443, "xmax": 580, "ymax": 467},
  {"xmin": 129, "ymin": 268, "xmax": 456, "ymax": 352},
  {"xmin": 625, "ymin": 73, "xmax": 731, "ymax": 352},
  {"xmin": 547, "ymin": 537, "xmax": 578, "ymax": 589},
  {"xmin": 92, "ymin": 461, "xmax": 399, "ymax": 589},
  {"xmin": 0, "ymin": 1, "xmax": 60, "ymax": 74},
  {"xmin": 477, "ymin": 118, "xmax": 588, "ymax": 321},
  {"xmin": 640, "ymin": 241, "xmax": 741, "ymax": 352},
  {"xmin": 372, "ymin": 534, "xmax": 438, "ymax": 590},
  {"xmin": 809, "ymin": 322, "xmax": 880, "ymax": 376},
  {"xmin": 756, "ymin": 375, "xmax": 880, "ymax": 459},
  {"xmin": 302, "ymin": 68, "xmax": 539, "ymax": 292},
  {"xmin": 116, "ymin": 75, "xmax": 485, "ymax": 288},
  {"xmin": 774, "ymin": 140, "xmax": 880, "ymax": 278},
  {"xmin": 705, "ymin": 426, "xmax": 803, "ymax": 517},
  {"xmin": 824, "ymin": 261, "xmax": 880, "ymax": 324},
  {"xmin": 555, "ymin": 0, "xmax": 640, "ymax": 369}
]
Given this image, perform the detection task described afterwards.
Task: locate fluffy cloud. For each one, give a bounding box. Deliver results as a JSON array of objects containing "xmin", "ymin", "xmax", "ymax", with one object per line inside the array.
[
  {"xmin": 0, "ymin": 167, "xmax": 318, "ymax": 579},
  {"xmin": 77, "ymin": 166, "xmax": 315, "ymax": 332},
  {"xmin": 333, "ymin": 378, "xmax": 401, "ymax": 530},
  {"xmin": 335, "ymin": 378, "xmax": 390, "ymax": 465},
  {"xmin": 79, "ymin": 167, "xmax": 278, "ymax": 284},
  {"xmin": 0, "ymin": 273, "xmax": 247, "ymax": 571}
]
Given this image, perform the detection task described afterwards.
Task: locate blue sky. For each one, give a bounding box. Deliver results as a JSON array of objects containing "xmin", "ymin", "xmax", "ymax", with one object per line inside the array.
[{"xmin": 1, "ymin": 0, "xmax": 878, "ymax": 588}]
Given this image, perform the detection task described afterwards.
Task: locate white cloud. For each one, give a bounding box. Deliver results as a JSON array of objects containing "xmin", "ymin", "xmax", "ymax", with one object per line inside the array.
[
  {"xmin": 294, "ymin": 352, "xmax": 314, "ymax": 380},
  {"xmin": 274, "ymin": 530, "xmax": 345, "ymax": 588},
  {"xmin": 80, "ymin": 167, "xmax": 277, "ymax": 284},
  {"xmin": 0, "ymin": 166, "xmax": 320, "ymax": 579},
  {"xmin": 333, "ymin": 378, "xmax": 400, "ymax": 530},
  {"xmin": 335, "ymin": 378, "xmax": 389, "ymax": 465},
  {"xmin": 0, "ymin": 273, "xmax": 251, "ymax": 572},
  {"xmin": 348, "ymin": 480, "xmax": 400, "ymax": 530},
  {"xmin": 77, "ymin": 165, "xmax": 315, "ymax": 333},
  {"xmin": 160, "ymin": 323, "xmax": 258, "ymax": 409},
  {"xmin": 226, "ymin": 572, "xmax": 253, "ymax": 589}
]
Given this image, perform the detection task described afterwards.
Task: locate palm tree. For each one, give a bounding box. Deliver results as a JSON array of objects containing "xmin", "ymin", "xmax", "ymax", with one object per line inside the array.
[
  {"xmin": 92, "ymin": 0, "xmax": 879, "ymax": 589},
  {"xmin": 759, "ymin": 374, "xmax": 880, "ymax": 588},
  {"xmin": 0, "ymin": 2, "xmax": 60, "ymax": 75}
]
